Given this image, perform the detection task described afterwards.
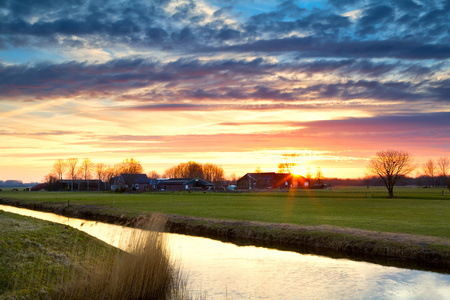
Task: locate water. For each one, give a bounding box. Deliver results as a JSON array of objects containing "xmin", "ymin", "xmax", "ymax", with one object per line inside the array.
[{"xmin": 1, "ymin": 204, "xmax": 450, "ymax": 299}]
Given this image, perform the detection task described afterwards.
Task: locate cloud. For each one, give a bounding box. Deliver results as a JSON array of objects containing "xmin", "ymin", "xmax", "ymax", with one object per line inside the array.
[
  {"xmin": 0, "ymin": 130, "xmax": 77, "ymax": 136},
  {"xmin": 207, "ymin": 36, "xmax": 450, "ymax": 60},
  {"xmin": 0, "ymin": 57, "xmax": 445, "ymax": 105},
  {"xmin": 356, "ymin": 5, "xmax": 394, "ymax": 36},
  {"xmin": 1, "ymin": 0, "xmax": 448, "ymax": 56}
]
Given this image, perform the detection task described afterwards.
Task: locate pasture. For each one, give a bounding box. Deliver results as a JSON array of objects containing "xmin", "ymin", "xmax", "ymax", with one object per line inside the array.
[{"xmin": 2, "ymin": 186, "xmax": 449, "ymax": 239}]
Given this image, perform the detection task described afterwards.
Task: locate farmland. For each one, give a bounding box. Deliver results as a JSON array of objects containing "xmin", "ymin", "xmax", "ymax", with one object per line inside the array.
[{"xmin": 1, "ymin": 186, "xmax": 449, "ymax": 239}]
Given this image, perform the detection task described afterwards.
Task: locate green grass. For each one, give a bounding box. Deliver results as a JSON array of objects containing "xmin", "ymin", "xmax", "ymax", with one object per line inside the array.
[
  {"xmin": 2, "ymin": 186, "xmax": 450, "ymax": 239},
  {"xmin": 0, "ymin": 210, "xmax": 192, "ymax": 299},
  {"xmin": 0, "ymin": 210, "xmax": 118, "ymax": 298}
]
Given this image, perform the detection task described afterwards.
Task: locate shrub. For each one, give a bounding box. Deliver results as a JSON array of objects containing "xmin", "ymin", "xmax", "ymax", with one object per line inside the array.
[{"xmin": 53, "ymin": 216, "xmax": 187, "ymax": 300}]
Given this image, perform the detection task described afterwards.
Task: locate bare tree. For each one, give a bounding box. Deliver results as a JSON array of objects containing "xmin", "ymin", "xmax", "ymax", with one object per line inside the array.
[
  {"xmin": 80, "ymin": 158, "xmax": 94, "ymax": 191},
  {"xmin": 120, "ymin": 158, "xmax": 144, "ymax": 174},
  {"xmin": 52, "ymin": 159, "xmax": 66, "ymax": 181},
  {"xmin": 96, "ymin": 163, "xmax": 105, "ymax": 191},
  {"xmin": 119, "ymin": 158, "xmax": 144, "ymax": 188},
  {"xmin": 164, "ymin": 161, "xmax": 204, "ymax": 179},
  {"xmin": 104, "ymin": 165, "xmax": 120, "ymax": 190},
  {"xmin": 305, "ymin": 167, "xmax": 312, "ymax": 188},
  {"xmin": 66, "ymin": 158, "xmax": 79, "ymax": 191},
  {"xmin": 185, "ymin": 161, "xmax": 203, "ymax": 178},
  {"xmin": 422, "ymin": 159, "xmax": 436, "ymax": 187},
  {"xmin": 44, "ymin": 173, "xmax": 59, "ymax": 191},
  {"xmin": 367, "ymin": 150, "xmax": 415, "ymax": 198},
  {"xmin": 315, "ymin": 167, "xmax": 323, "ymax": 187},
  {"xmin": 203, "ymin": 163, "xmax": 224, "ymax": 187},
  {"xmin": 163, "ymin": 166, "xmax": 177, "ymax": 178},
  {"xmin": 437, "ymin": 157, "xmax": 449, "ymax": 187},
  {"xmin": 278, "ymin": 153, "xmax": 299, "ymax": 173},
  {"xmin": 228, "ymin": 173, "xmax": 237, "ymax": 182},
  {"xmin": 148, "ymin": 170, "xmax": 160, "ymax": 179}
]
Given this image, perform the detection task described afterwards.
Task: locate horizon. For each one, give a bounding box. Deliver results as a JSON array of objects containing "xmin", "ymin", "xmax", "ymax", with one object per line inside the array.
[{"xmin": 1, "ymin": 0, "xmax": 449, "ymax": 183}]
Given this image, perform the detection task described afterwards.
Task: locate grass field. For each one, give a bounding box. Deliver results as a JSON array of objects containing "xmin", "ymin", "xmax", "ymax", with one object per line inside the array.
[
  {"xmin": 0, "ymin": 210, "xmax": 191, "ymax": 299},
  {"xmin": 0, "ymin": 211, "xmax": 117, "ymax": 298},
  {"xmin": 1, "ymin": 186, "xmax": 449, "ymax": 239}
]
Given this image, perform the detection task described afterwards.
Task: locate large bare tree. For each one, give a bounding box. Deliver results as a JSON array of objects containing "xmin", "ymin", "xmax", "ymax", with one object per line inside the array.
[
  {"xmin": 66, "ymin": 158, "xmax": 79, "ymax": 191},
  {"xmin": 52, "ymin": 159, "xmax": 66, "ymax": 181},
  {"xmin": 367, "ymin": 150, "xmax": 415, "ymax": 198}
]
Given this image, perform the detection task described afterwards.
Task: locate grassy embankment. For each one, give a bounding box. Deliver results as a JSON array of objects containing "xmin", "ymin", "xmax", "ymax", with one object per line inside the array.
[
  {"xmin": 0, "ymin": 210, "xmax": 188, "ymax": 299},
  {"xmin": 1, "ymin": 186, "xmax": 450, "ymax": 270}
]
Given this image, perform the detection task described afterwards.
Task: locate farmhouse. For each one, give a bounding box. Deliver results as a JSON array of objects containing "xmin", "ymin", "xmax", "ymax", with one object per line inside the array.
[
  {"xmin": 157, "ymin": 178, "xmax": 214, "ymax": 191},
  {"xmin": 236, "ymin": 172, "xmax": 305, "ymax": 190},
  {"xmin": 111, "ymin": 174, "xmax": 154, "ymax": 192}
]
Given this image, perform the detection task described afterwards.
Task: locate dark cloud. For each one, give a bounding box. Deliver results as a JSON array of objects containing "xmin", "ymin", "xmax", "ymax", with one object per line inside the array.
[
  {"xmin": 356, "ymin": 5, "xmax": 394, "ymax": 37},
  {"xmin": 0, "ymin": 57, "xmax": 444, "ymax": 103},
  {"xmin": 209, "ymin": 37, "xmax": 450, "ymax": 60},
  {"xmin": 328, "ymin": 0, "xmax": 362, "ymax": 9},
  {"xmin": 307, "ymin": 112, "xmax": 450, "ymax": 133},
  {"xmin": 0, "ymin": 0, "xmax": 448, "ymax": 58}
]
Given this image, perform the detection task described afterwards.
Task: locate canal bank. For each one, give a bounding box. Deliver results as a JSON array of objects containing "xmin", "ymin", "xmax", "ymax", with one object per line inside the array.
[
  {"xmin": 3, "ymin": 204, "xmax": 450, "ymax": 299},
  {"xmin": 1, "ymin": 196, "xmax": 449, "ymax": 273}
]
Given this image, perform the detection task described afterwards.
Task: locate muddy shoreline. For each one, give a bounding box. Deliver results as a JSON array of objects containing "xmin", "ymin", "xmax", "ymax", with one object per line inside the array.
[{"xmin": 1, "ymin": 197, "xmax": 449, "ymax": 273}]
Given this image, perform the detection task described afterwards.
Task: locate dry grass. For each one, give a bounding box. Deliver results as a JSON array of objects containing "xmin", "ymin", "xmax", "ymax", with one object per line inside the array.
[{"xmin": 53, "ymin": 216, "xmax": 188, "ymax": 300}]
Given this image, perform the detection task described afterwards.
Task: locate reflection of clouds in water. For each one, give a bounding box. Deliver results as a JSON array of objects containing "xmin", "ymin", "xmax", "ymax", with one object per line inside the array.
[
  {"xmin": 378, "ymin": 272, "xmax": 450, "ymax": 300},
  {"xmin": 1, "ymin": 204, "xmax": 450, "ymax": 300},
  {"xmin": 167, "ymin": 234, "xmax": 450, "ymax": 300}
]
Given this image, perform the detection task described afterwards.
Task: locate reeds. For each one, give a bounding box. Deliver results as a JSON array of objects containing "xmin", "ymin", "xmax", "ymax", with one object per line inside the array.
[{"xmin": 53, "ymin": 216, "xmax": 188, "ymax": 300}]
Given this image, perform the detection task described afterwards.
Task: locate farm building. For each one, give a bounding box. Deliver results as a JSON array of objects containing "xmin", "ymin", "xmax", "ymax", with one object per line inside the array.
[
  {"xmin": 157, "ymin": 178, "xmax": 214, "ymax": 191},
  {"xmin": 111, "ymin": 174, "xmax": 154, "ymax": 192},
  {"xmin": 236, "ymin": 172, "xmax": 305, "ymax": 190},
  {"xmin": 58, "ymin": 179, "xmax": 104, "ymax": 191}
]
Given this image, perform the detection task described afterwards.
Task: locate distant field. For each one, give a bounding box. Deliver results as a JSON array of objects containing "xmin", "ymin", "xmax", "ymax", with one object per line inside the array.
[{"xmin": 1, "ymin": 186, "xmax": 449, "ymax": 239}]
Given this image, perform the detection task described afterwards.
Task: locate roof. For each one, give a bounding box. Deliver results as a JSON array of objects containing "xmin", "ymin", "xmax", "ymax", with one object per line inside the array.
[
  {"xmin": 160, "ymin": 178, "xmax": 194, "ymax": 185},
  {"xmin": 158, "ymin": 177, "xmax": 213, "ymax": 186},
  {"xmin": 238, "ymin": 172, "xmax": 302, "ymax": 182},
  {"xmin": 120, "ymin": 173, "xmax": 150, "ymax": 184}
]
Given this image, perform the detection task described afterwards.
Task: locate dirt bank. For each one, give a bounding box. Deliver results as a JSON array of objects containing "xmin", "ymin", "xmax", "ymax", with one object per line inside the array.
[{"xmin": 1, "ymin": 197, "xmax": 449, "ymax": 273}]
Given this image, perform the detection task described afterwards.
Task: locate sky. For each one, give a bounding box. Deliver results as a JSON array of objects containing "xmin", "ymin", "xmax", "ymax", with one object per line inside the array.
[{"xmin": 0, "ymin": 0, "xmax": 449, "ymax": 182}]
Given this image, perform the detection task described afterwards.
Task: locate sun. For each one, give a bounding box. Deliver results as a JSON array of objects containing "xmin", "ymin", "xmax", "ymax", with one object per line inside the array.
[{"xmin": 291, "ymin": 165, "xmax": 307, "ymax": 176}]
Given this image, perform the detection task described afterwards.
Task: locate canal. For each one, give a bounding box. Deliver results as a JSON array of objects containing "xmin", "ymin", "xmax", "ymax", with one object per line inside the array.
[{"xmin": 1, "ymin": 204, "xmax": 449, "ymax": 299}]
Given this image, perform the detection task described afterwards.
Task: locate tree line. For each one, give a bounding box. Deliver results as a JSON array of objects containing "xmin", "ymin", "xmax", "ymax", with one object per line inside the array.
[
  {"xmin": 163, "ymin": 161, "xmax": 225, "ymax": 186},
  {"xmin": 421, "ymin": 157, "xmax": 449, "ymax": 188},
  {"xmin": 46, "ymin": 158, "xmax": 225, "ymax": 191},
  {"xmin": 45, "ymin": 151, "xmax": 449, "ymax": 196},
  {"xmin": 47, "ymin": 158, "xmax": 145, "ymax": 191}
]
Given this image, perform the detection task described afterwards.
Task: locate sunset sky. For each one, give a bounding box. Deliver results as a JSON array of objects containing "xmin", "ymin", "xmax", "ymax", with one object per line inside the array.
[{"xmin": 0, "ymin": 0, "xmax": 449, "ymax": 182}]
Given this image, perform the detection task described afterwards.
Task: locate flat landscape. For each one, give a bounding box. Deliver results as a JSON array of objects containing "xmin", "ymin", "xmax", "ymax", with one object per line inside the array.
[
  {"xmin": 1, "ymin": 186, "xmax": 450, "ymax": 271},
  {"xmin": 1, "ymin": 187, "xmax": 449, "ymax": 239}
]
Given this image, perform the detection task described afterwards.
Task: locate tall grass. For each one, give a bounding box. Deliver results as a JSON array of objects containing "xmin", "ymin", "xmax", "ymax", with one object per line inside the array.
[{"xmin": 53, "ymin": 216, "xmax": 187, "ymax": 299}]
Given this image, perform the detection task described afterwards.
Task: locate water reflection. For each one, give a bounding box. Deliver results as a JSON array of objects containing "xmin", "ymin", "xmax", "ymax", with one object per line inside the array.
[{"xmin": 2, "ymin": 205, "xmax": 450, "ymax": 299}]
